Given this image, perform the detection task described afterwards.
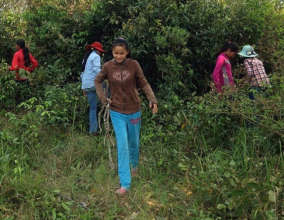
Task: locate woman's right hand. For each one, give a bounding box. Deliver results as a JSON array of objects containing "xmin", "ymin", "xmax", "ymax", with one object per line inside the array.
[
  {"xmin": 106, "ymin": 98, "xmax": 112, "ymax": 105},
  {"xmin": 149, "ymin": 103, "xmax": 158, "ymax": 114}
]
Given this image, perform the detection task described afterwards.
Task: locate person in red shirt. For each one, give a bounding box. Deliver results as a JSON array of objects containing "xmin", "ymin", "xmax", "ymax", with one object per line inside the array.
[{"xmin": 9, "ymin": 39, "xmax": 38, "ymax": 81}]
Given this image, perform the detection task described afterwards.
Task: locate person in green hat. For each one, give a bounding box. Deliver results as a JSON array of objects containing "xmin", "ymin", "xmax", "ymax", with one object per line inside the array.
[{"xmin": 238, "ymin": 45, "xmax": 271, "ymax": 99}]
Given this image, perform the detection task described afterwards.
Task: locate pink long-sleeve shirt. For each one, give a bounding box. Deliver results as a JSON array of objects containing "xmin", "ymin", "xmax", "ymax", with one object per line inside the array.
[{"xmin": 212, "ymin": 53, "xmax": 235, "ymax": 93}]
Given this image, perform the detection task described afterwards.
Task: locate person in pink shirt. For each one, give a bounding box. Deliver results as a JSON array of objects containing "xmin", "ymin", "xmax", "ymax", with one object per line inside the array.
[{"xmin": 212, "ymin": 42, "xmax": 239, "ymax": 93}]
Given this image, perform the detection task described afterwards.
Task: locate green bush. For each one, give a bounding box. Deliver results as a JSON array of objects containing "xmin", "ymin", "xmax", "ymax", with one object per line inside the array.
[
  {"xmin": 0, "ymin": 61, "xmax": 35, "ymax": 110},
  {"xmin": 0, "ymin": 8, "xmax": 25, "ymax": 62},
  {"xmin": 29, "ymin": 59, "xmax": 71, "ymax": 87},
  {"xmin": 0, "ymin": 61, "xmax": 17, "ymax": 109},
  {"xmin": 184, "ymin": 86, "xmax": 283, "ymax": 153},
  {"xmin": 140, "ymin": 83, "xmax": 283, "ymax": 218},
  {"xmin": 19, "ymin": 83, "xmax": 88, "ymax": 129},
  {"xmin": 2, "ymin": 0, "xmax": 283, "ymax": 93},
  {"xmin": 23, "ymin": 0, "xmax": 93, "ymax": 78},
  {"xmin": 0, "ymin": 1, "xmax": 283, "ymax": 218},
  {"xmin": 116, "ymin": 0, "xmax": 281, "ymax": 93},
  {"xmin": 188, "ymin": 150, "xmax": 282, "ymax": 219}
]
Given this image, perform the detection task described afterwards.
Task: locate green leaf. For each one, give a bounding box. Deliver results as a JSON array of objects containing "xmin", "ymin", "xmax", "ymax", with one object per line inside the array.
[
  {"xmin": 268, "ymin": 190, "xmax": 276, "ymax": 203},
  {"xmin": 217, "ymin": 204, "xmax": 226, "ymax": 210}
]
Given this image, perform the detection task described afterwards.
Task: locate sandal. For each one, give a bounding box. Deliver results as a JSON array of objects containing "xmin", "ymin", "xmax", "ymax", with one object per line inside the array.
[{"xmin": 115, "ymin": 187, "xmax": 128, "ymax": 195}]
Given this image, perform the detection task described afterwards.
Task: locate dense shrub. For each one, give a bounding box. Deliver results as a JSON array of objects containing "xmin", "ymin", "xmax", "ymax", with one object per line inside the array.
[
  {"xmin": 19, "ymin": 83, "xmax": 88, "ymax": 129},
  {"xmin": 140, "ymin": 81, "xmax": 283, "ymax": 218},
  {"xmin": 0, "ymin": 61, "xmax": 17, "ymax": 109},
  {"xmin": 0, "ymin": 9, "xmax": 25, "ymax": 62},
  {"xmin": 188, "ymin": 149, "xmax": 282, "ymax": 219},
  {"xmin": 0, "ymin": 61, "xmax": 35, "ymax": 109},
  {"xmin": 114, "ymin": 0, "xmax": 282, "ymax": 93},
  {"xmin": 23, "ymin": 2, "xmax": 91, "ymax": 78},
  {"xmin": 1, "ymin": 0, "xmax": 283, "ymax": 93},
  {"xmin": 0, "ymin": 1, "xmax": 283, "ymax": 218}
]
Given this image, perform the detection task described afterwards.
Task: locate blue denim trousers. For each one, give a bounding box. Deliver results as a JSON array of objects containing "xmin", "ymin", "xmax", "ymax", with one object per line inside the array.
[
  {"xmin": 86, "ymin": 91, "xmax": 98, "ymax": 133},
  {"xmin": 110, "ymin": 110, "xmax": 141, "ymax": 189},
  {"xmin": 248, "ymin": 86, "xmax": 266, "ymax": 100}
]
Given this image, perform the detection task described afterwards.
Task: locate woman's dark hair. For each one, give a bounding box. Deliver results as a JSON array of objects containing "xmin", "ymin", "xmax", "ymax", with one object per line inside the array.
[
  {"xmin": 112, "ymin": 38, "xmax": 131, "ymax": 58},
  {"xmin": 16, "ymin": 39, "xmax": 31, "ymax": 67},
  {"xmin": 82, "ymin": 49, "xmax": 93, "ymax": 72},
  {"xmin": 217, "ymin": 41, "xmax": 239, "ymax": 57}
]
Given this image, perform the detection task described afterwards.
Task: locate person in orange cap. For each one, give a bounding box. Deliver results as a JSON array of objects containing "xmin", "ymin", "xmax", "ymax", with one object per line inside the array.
[{"xmin": 81, "ymin": 41, "xmax": 105, "ymax": 135}]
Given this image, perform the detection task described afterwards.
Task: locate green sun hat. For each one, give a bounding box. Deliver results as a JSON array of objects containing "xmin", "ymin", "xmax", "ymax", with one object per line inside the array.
[{"xmin": 238, "ymin": 45, "xmax": 258, "ymax": 58}]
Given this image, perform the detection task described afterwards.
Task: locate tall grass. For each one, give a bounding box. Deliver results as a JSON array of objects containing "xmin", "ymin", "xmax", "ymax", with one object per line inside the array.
[{"xmin": 0, "ymin": 79, "xmax": 283, "ymax": 219}]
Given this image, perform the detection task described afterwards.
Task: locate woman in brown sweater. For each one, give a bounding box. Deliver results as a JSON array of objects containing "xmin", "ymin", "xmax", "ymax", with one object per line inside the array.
[{"xmin": 95, "ymin": 38, "xmax": 158, "ymax": 195}]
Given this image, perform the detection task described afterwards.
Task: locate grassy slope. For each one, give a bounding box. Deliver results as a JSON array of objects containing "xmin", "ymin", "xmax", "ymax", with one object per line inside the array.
[{"xmin": 0, "ymin": 111, "xmax": 283, "ymax": 219}]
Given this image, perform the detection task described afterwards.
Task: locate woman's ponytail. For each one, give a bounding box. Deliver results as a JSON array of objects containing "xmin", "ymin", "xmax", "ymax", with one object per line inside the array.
[
  {"xmin": 16, "ymin": 39, "xmax": 31, "ymax": 67},
  {"xmin": 82, "ymin": 49, "xmax": 93, "ymax": 72}
]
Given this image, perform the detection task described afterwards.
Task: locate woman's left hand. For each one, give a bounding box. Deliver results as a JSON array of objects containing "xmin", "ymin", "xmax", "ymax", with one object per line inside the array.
[{"xmin": 149, "ymin": 103, "xmax": 158, "ymax": 114}]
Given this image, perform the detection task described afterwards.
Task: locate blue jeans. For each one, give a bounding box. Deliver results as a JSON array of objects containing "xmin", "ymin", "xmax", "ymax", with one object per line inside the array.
[
  {"xmin": 110, "ymin": 110, "xmax": 141, "ymax": 189},
  {"xmin": 248, "ymin": 87, "xmax": 266, "ymax": 100},
  {"xmin": 86, "ymin": 91, "xmax": 98, "ymax": 133}
]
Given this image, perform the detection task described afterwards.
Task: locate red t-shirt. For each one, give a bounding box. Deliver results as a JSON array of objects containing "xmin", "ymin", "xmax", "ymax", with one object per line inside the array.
[{"xmin": 9, "ymin": 49, "xmax": 38, "ymax": 80}]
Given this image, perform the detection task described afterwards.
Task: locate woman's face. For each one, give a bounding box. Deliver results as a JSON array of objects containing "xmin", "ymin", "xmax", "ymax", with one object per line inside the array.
[
  {"xmin": 112, "ymin": 46, "xmax": 128, "ymax": 63},
  {"xmin": 15, "ymin": 44, "xmax": 21, "ymax": 51},
  {"xmin": 226, "ymin": 49, "xmax": 237, "ymax": 59}
]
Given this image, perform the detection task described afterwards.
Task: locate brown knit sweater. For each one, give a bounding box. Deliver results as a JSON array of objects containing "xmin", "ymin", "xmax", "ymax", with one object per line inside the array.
[{"xmin": 95, "ymin": 58, "xmax": 157, "ymax": 114}]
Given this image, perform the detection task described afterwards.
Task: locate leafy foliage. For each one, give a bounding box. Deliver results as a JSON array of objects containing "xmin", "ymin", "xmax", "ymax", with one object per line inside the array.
[{"xmin": 0, "ymin": 0, "xmax": 283, "ymax": 219}]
